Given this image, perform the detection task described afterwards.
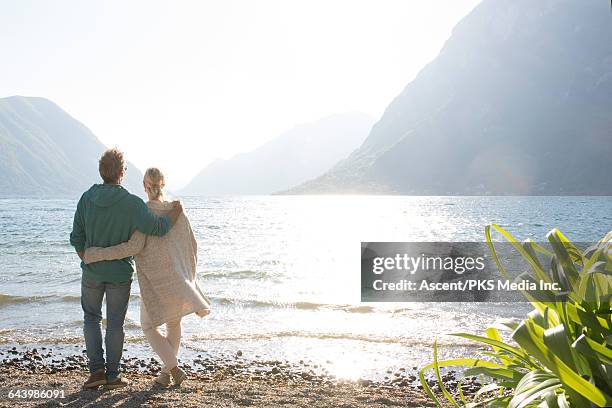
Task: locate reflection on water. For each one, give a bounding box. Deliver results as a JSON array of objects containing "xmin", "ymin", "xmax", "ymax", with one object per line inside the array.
[{"xmin": 0, "ymin": 196, "xmax": 610, "ymax": 379}]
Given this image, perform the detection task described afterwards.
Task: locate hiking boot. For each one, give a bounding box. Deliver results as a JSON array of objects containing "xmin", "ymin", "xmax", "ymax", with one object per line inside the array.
[
  {"xmin": 170, "ymin": 366, "xmax": 187, "ymax": 386},
  {"xmin": 104, "ymin": 375, "xmax": 129, "ymax": 390},
  {"xmin": 83, "ymin": 369, "xmax": 106, "ymax": 389}
]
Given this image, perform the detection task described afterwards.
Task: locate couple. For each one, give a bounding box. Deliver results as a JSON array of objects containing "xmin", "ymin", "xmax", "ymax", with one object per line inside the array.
[{"xmin": 69, "ymin": 148, "xmax": 210, "ymax": 389}]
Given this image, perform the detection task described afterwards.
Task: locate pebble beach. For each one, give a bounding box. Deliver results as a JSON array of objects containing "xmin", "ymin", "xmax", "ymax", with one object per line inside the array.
[{"xmin": 0, "ymin": 346, "xmax": 485, "ymax": 407}]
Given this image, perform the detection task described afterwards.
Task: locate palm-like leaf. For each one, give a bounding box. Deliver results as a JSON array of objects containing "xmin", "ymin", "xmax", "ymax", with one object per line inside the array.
[{"xmin": 420, "ymin": 227, "xmax": 612, "ymax": 407}]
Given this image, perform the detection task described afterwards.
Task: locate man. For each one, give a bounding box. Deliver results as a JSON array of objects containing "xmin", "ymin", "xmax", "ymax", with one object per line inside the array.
[{"xmin": 70, "ymin": 148, "xmax": 183, "ymax": 389}]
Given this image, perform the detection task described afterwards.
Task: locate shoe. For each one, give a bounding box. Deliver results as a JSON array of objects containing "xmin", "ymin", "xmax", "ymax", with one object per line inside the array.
[
  {"xmin": 104, "ymin": 376, "xmax": 129, "ymax": 390},
  {"xmin": 170, "ymin": 366, "xmax": 187, "ymax": 386},
  {"xmin": 83, "ymin": 369, "xmax": 106, "ymax": 389},
  {"xmin": 155, "ymin": 372, "xmax": 172, "ymax": 387}
]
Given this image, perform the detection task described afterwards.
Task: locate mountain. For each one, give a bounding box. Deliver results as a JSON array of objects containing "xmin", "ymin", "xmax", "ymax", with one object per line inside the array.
[
  {"xmin": 289, "ymin": 0, "xmax": 612, "ymax": 195},
  {"xmin": 0, "ymin": 96, "xmax": 144, "ymax": 197},
  {"xmin": 181, "ymin": 112, "xmax": 374, "ymax": 195}
]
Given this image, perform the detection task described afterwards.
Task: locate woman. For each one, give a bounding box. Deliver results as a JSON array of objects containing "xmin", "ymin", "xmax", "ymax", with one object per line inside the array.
[{"xmin": 84, "ymin": 168, "xmax": 210, "ymax": 387}]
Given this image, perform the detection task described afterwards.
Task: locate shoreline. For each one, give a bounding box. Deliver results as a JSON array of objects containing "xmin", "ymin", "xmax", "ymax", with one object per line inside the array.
[{"xmin": 0, "ymin": 346, "xmax": 480, "ymax": 407}]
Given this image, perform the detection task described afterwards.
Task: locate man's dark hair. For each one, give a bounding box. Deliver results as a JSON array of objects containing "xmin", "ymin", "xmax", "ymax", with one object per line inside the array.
[{"xmin": 99, "ymin": 148, "xmax": 125, "ymax": 184}]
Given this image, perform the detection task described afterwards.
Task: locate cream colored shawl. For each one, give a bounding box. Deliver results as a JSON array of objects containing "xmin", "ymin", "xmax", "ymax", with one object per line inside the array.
[{"xmin": 84, "ymin": 201, "xmax": 210, "ymax": 326}]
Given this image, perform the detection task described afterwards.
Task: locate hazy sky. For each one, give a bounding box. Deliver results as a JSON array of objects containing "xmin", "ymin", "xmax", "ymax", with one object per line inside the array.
[{"xmin": 1, "ymin": 0, "xmax": 481, "ymax": 189}]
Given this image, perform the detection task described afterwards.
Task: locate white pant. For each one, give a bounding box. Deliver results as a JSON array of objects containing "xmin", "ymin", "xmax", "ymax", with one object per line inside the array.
[{"xmin": 140, "ymin": 302, "xmax": 182, "ymax": 373}]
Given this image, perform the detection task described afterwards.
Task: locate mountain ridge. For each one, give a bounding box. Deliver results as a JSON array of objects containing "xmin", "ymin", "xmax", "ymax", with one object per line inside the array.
[
  {"xmin": 0, "ymin": 95, "xmax": 144, "ymax": 198},
  {"xmin": 287, "ymin": 0, "xmax": 612, "ymax": 195},
  {"xmin": 181, "ymin": 112, "xmax": 375, "ymax": 196}
]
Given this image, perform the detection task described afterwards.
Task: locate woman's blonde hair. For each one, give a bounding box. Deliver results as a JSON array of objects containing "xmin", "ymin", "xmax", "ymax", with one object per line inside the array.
[{"xmin": 144, "ymin": 167, "xmax": 165, "ymax": 200}]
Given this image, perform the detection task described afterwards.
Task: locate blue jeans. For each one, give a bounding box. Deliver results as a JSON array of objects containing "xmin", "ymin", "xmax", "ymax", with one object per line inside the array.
[{"xmin": 81, "ymin": 275, "xmax": 132, "ymax": 381}]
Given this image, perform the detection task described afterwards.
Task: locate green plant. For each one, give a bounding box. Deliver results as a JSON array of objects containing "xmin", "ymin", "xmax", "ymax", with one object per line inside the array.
[{"xmin": 419, "ymin": 225, "xmax": 612, "ymax": 407}]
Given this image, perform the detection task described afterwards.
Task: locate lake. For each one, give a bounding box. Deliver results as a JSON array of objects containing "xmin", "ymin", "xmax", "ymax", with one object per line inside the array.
[{"xmin": 0, "ymin": 195, "xmax": 610, "ymax": 380}]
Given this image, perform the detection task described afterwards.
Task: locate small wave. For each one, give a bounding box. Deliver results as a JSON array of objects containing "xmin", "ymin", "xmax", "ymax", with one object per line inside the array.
[
  {"xmin": 210, "ymin": 296, "xmax": 273, "ymax": 308},
  {"xmin": 209, "ymin": 296, "xmax": 316, "ymax": 309},
  {"xmin": 19, "ymin": 250, "xmax": 74, "ymax": 256},
  {"xmin": 0, "ymin": 328, "xmax": 477, "ymax": 349},
  {"xmin": 0, "ymin": 293, "xmax": 140, "ymax": 306},
  {"xmin": 343, "ymin": 305, "xmax": 376, "ymax": 314},
  {"xmin": 124, "ymin": 317, "xmax": 141, "ymax": 330},
  {"xmin": 0, "ymin": 336, "xmax": 82, "ymax": 345},
  {"xmin": 183, "ymin": 331, "xmax": 478, "ymax": 348},
  {"xmin": 61, "ymin": 295, "xmax": 81, "ymax": 302},
  {"xmin": 32, "ymin": 207, "xmax": 70, "ymax": 212},
  {"xmin": 209, "ymin": 296, "xmax": 388, "ymax": 314},
  {"xmin": 45, "ymin": 318, "xmax": 142, "ymax": 331},
  {"xmin": 0, "ymin": 294, "xmax": 54, "ymax": 305},
  {"xmin": 292, "ymin": 301, "xmax": 326, "ymax": 310},
  {"xmin": 202, "ymin": 270, "xmax": 272, "ymax": 280},
  {"xmin": 0, "ymin": 333, "xmax": 148, "ymax": 345},
  {"xmin": 185, "ymin": 331, "xmax": 400, "ymax": 344},
  {"xmin": 60, "ymin": 294, "xmax": 140, "ymax": 302},
  {"xmin": 293, "ymin": 302, "xmax": 375, "ymax": 314}
]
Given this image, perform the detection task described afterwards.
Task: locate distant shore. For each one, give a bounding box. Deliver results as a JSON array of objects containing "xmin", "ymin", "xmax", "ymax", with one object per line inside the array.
[{"xmin": 0, "ymin": 346, "xmax": 482, "ymax": 407}]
